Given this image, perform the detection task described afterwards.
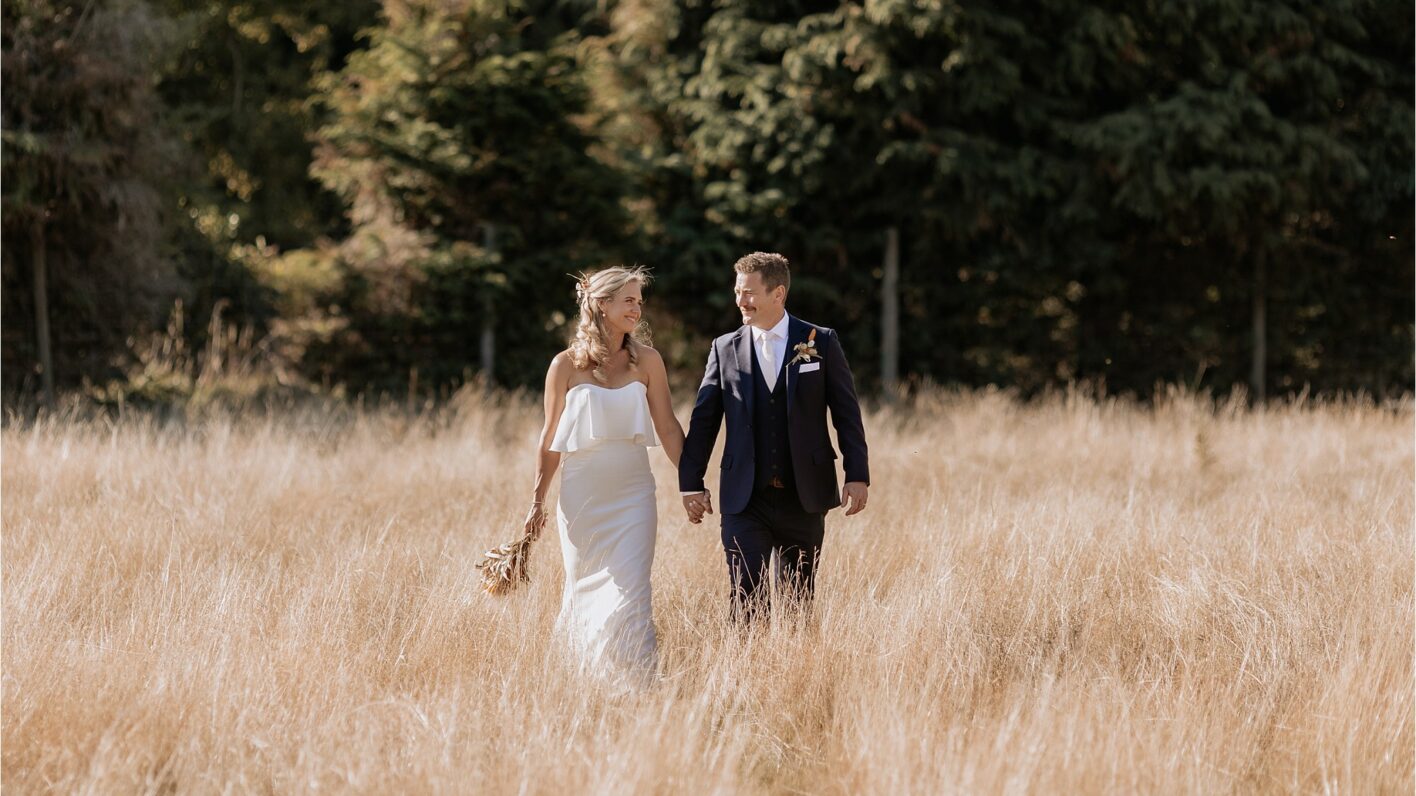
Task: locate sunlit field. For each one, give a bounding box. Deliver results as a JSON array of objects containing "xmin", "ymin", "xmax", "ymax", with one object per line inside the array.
[{"xmin": 3, "ymin": 389, "xmax": 1411, "ymax": 793}]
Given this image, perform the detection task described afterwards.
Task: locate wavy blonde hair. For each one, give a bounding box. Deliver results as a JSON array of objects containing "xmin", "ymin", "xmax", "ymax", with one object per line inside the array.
[{"xmin": 568, "ymin": 266, "xmax": 653, "ymax": 383}]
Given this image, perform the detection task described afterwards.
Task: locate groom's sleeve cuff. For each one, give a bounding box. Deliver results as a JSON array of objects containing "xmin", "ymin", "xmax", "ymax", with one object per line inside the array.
[{"xmin": 680, "ymin": 490, "xmax": 705, "ymax": 496}]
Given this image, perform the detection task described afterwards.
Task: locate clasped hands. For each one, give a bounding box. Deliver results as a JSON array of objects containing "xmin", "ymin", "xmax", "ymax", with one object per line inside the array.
[{"xmin": 682, "ymin": 490, "xmax": 714, "ymax": 524}]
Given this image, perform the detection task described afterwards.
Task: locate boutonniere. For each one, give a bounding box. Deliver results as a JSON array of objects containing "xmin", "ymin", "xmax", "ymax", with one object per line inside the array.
[{"xmin": 788, "ymin": 329, "xmax": 819, "ymax": 366}]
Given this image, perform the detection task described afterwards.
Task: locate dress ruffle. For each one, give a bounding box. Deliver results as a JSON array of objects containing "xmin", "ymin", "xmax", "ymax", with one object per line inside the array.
[{"xmin": 550, "ymin": 381, "xmax": 659, "ymax": 453}]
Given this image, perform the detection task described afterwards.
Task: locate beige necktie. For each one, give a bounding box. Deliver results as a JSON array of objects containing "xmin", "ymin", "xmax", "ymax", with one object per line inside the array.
[{"xmin": 760, "ymin": 332, "xmax": 777, "ymax": 392}]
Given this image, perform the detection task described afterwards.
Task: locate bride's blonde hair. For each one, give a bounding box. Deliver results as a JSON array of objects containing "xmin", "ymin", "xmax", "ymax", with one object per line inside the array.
[{"xmin": 568, "ymin": 266, "xmax": 653, "ymax": 383}]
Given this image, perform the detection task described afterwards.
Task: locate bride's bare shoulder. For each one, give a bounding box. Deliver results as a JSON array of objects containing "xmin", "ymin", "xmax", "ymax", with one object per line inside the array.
[
  {"xmin": 558, "ymin": 348, "xmax": 595, "ymax": 366},
  {"xmin": 636, "ymin": 346, "xmax": 669, "ymax": 385},
  {"xmin": 547, "ymin": 350, "xmax": 578, "ymax": 384}
]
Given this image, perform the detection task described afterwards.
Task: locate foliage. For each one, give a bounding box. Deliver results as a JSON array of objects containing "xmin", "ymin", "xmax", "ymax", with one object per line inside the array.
[
  {"xmin": 1061, "ymin": 0, "xmax": 1415, "ymax": 395},
  {"xmin": 1, "ymin": 0, "xmax": 186, "ymax": 391},
  {"xmin": 303, "ymin": 0, "xmax": 631, "ymax": 392},
  {"xmin": 153, "ymin": 0, "xmax": 381, "ymax": 339},
  {"xmin": 155, "ymin": 0, "xmax": 379, "ymax": 250},
  {"xmin": 1, "ymin": 0, "xmax": 1410, "ymax": 401},
  {"xmin": 611, "ymin": 0, "xmax": 1413, "ymax": 394}
]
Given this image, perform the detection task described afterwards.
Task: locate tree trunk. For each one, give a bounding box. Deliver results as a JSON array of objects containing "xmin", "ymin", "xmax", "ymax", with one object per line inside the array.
[
  {"xmin": 32, "ymin": 220, "xmax": 55, "ymax": 409},
  {"xmin": 480, "ymin": 224, "xmax": 496, "ymax": 384},
  {"xmin": 229, "ymin": 37, "xmax": 243, "ymax": 115},
  {"xmin": 1249, "ymin": 247, "xmax": 1266, "ymax": 403},
  {"xmin": 881, "ymin": 226, "xmax": 900, "ymax": 398}
]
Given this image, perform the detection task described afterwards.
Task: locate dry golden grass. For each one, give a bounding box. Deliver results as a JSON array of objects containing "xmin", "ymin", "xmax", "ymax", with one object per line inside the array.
[{"xmin": 3, "ymin": 388, "xmax": 1412, "ymax": 793}]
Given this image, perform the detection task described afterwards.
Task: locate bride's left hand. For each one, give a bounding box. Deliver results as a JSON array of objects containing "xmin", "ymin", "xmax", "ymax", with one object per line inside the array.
[{"xmin": 523, "ymin": 502, "xmax": 548, "ymax": 539}]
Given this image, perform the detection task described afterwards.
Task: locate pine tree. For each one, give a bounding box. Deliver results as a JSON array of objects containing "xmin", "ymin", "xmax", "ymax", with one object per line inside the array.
[
  {"xmin": 2, "ymin": 0, "xmax": 185, "ymax": 402},
  {"xmin": 613, "ymin": 0, "xmax": 1413, "ymax": 396},
  {"xmin": 307, "ymin": 0, "xmax": 629, "ymax": 390},
  {"xmin": 1067, "ymin": 0, "xmax": 1414, "ymax": 396}
]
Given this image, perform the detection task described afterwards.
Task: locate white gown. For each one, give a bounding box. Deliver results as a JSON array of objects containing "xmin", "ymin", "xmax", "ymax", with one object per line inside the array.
[{"xmin": 549, "ymin": 381, "xmax": 659, "ymax": 681}]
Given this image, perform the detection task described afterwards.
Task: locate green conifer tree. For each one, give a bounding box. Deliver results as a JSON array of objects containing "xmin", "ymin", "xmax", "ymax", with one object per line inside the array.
[{"xmin": 308, "ymin": 0, "xmax": 629, "ymax": 390}]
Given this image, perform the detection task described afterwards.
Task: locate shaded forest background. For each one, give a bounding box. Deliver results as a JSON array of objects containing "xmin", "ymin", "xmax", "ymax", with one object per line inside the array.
[{"xmin": 3, "ymin": 0, "xmax": 1412, "ymax": 408}]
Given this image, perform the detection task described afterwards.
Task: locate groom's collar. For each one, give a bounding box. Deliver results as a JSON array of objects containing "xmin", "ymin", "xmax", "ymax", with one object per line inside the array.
[{"xmin": 749, "ymin": 313, "xmax": 791, "ymax": 342}]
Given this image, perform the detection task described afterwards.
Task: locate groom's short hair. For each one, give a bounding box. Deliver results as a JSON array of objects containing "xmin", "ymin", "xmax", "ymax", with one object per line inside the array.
[{"xmin": 734, "ymin": 252, "xmax": 791, "ymax": 295}]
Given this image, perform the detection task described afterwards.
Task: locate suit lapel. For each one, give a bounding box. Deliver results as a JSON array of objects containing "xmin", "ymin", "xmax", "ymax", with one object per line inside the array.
[
  {"xmin": 784, "ymin": 315, "xmax": 808, "ymax": 412},
  {"xmin": 733, "ymin": 326, "xmax": 755, "ymax": 417}
]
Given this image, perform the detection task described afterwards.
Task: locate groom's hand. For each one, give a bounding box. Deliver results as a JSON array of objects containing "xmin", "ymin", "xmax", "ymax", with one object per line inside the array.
[{"xmin": 841, "ymin": 482, "xmax": 868, "ymax": 516}]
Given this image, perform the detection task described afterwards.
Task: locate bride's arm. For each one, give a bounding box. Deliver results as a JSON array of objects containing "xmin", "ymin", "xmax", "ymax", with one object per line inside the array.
[
  {"xmin": 526, "ymin": 354, "xmax": 571, "ymax": 534},
  {"xmin": 642, "ymin": 348, "xmax": 685, "ymax": 468}
]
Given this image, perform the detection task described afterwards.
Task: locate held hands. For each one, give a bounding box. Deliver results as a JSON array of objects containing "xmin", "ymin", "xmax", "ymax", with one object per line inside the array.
[
  {"xmin": 841, "ymin": 482, "xmax": 868, "ymax": 516},
  {"xmin": 682, "ymin": 490, "xmax": 714, "ymax": 524}
]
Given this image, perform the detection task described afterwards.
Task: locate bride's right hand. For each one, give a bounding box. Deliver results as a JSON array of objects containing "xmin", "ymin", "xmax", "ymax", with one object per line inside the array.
[{"xmin": 524, "ymin": 502, "xmax": 547, "ymax": 539}]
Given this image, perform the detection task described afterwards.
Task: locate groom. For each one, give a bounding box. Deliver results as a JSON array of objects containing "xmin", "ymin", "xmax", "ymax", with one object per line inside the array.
[{"xmin": 679, "ymin": 252, "xmax": 870, "ymax": 619}]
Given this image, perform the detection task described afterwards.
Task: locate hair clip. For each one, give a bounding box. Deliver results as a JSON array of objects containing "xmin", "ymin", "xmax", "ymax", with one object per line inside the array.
[{"xmin": 568, "ymin": 272, "xmax": 592, "ymax": 300}]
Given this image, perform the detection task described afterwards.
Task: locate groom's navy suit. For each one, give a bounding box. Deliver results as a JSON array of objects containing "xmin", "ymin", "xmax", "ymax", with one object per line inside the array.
[{"xmin": 679, "ymin": 315, "xmax": 869, "ymax": 613}]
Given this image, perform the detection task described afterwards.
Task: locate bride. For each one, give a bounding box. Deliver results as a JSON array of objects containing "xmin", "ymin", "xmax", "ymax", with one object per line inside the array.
[{"xmin": 524, "ymin": 266, "xmax": 687, "ymax": 682}]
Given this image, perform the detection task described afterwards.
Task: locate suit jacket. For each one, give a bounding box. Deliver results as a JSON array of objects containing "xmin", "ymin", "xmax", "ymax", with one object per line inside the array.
[{"xmin": 678, "ymin": 315, "xmax": 870, "ymax": 515}]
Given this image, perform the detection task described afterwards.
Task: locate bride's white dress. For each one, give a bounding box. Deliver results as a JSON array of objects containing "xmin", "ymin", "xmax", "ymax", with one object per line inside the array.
[{"xmin": 549, "ymin": 381, "xmax": 658, "ymax": 680}]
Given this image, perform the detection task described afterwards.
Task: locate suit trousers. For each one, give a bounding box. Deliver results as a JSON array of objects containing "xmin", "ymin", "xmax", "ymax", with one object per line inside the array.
[{"xmin": 720, "ymin": 485, "xmax": 826, "ymax": 619}]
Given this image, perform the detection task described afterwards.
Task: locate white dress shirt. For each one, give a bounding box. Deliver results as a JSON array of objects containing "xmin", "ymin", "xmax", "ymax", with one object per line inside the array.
[{"xmin": 752, "ymin": 313, "xmax": 791, "ymax": 392}]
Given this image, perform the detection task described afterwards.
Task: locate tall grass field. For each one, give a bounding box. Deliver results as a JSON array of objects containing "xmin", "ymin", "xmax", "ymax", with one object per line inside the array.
[{"xmin": 4, "ymin": 390, "xmax": 1411, "ymax": 793}]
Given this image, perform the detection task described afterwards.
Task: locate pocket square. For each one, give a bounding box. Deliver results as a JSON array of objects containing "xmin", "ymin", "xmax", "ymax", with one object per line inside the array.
[{"xmin": 799, "ymin": 362, "xmax": 821, "ymax": 373}]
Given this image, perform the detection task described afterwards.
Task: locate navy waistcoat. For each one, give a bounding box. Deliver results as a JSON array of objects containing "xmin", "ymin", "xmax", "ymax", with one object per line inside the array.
[{"xmin": 750, "ymin": 341, "xmax": 794, "ymax": 492}]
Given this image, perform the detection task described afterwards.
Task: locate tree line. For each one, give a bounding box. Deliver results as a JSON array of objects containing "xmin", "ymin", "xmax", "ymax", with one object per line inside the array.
[{"xmin": 4, "ymin": 0, "xmax": 1412, "ymax": 407}]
